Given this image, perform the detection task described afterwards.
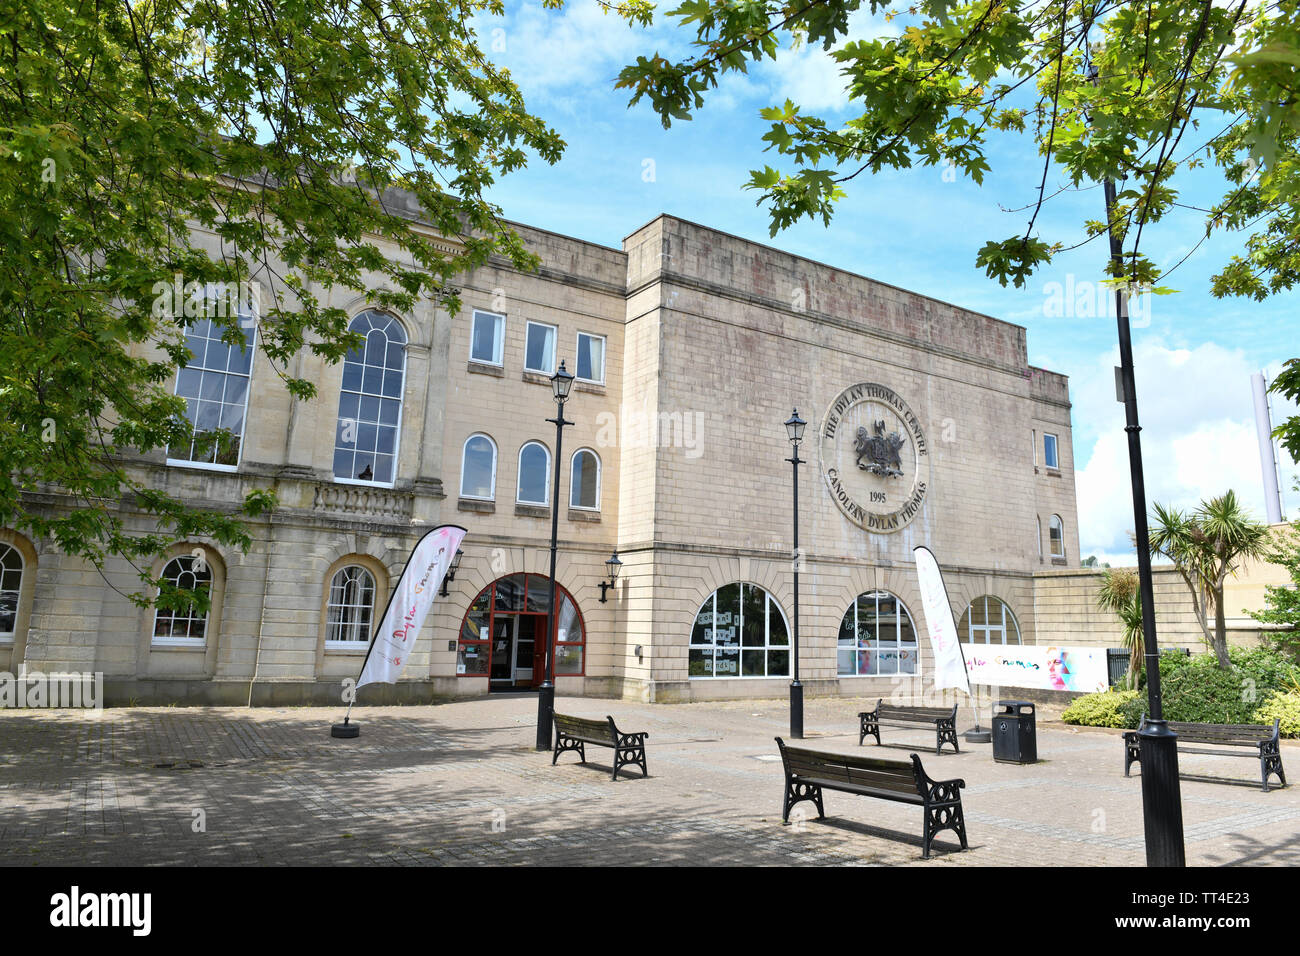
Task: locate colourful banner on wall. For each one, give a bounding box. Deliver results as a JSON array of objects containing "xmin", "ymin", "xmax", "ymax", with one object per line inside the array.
[
  {"xmin": 912, "ymin": 546, "xmax": 971, "ymax": 694},
  {"xmin": 357, "ymin": 524, "xmax": 467, "ymax": 689},
  {"xmin": 960, "ymin": 644, "xmax": 1108, "ymax": 693}
]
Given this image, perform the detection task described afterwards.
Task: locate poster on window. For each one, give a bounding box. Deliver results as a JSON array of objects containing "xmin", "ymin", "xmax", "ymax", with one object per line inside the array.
[
  {"xmin": 912, "ymin": 546, "xmax": 971, "ymax": 693},
  {"xmin": 960, "ymin": 644, "xmax": 1108, "ymax": 693},
  {"xmin": 357, "ymin": 524, "xmax": 467, "ymax": 689}
]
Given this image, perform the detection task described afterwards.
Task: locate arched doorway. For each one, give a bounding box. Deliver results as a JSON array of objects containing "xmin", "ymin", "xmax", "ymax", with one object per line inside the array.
[{"xmin": 458, "ymin": 574, "xmax": 586, "ymax": 690}]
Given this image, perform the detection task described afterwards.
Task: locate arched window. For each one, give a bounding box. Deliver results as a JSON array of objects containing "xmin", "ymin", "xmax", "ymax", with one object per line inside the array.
[
  {"xmin": 325, "ymin": 566, "xmax": 377, "ymax": 645},
  {"xmin": 958, "ymin": 596, "xmax": 1022, "ymax": 645},
  {"xmin": 457, "ymin": 574, "xmax": 586, "ymax": 682},
  {"xmin": 460, "ymin": 434, "xmax": 498, "ymax": 500},
  {"xmin": 334, "ymin": 310, "xmax": 407, "ymax": 485},
  {"xmin": 152, "ymin": 554, "xmax": 213, "ymax": 645},
  {"xmin": 516, "ymin": 441, "xmax": 551, "ymax": 506},
  {"xmin": 1049, "ymin": 515, "xmax": 1065, "ymax": 558},
  {"xmin": 838, "ymin": 591, "xmax": 919, "ymax": 676},
  {"xmin": 570, "ymin": 449, "xmax": 600, "ymax": 510},
  {"xmin": 0, "ymin": 543, "xmax": 23, "ymax": 641},
  {"xmin": 689, "ymin": 583, "xmax": 789, "ymax": 678},
  {"xmin": 169, "ymin": 315, "xmax": 257, "ymax": 468}
]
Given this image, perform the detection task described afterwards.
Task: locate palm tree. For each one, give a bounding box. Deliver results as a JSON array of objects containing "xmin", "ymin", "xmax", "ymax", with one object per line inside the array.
[
  {"xmin": 1148, "ymin": 490, "xmax": 1271, "ymax": 668},
  {"xmin": 1097, "ymin": 568, "xmax": 1144, "ymax": 688}
]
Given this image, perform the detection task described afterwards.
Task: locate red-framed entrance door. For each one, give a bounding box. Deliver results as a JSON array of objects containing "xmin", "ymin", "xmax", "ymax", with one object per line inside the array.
[{"xmin": 458, "ymin": 574, "xmax": 587, "ymax": 689}]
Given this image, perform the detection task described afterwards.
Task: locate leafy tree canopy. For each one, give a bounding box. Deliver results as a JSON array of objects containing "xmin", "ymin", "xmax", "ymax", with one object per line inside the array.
[
  {"xmin": 612, "ymin": 0, "xmax": 1300, "ymax": 447},
  {"xmin": 0, "ymin": 0, "xmax": 564, "ymax": 606}
]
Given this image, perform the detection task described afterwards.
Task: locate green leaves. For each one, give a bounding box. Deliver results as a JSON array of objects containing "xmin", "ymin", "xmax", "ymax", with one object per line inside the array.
[
  {"xmin": 0, "ymin": 0, "xmax": 564, "ymax": 604},
  {"xmin": 975, "ymin": 236, "xmax": 1054, "ymax": 288}
]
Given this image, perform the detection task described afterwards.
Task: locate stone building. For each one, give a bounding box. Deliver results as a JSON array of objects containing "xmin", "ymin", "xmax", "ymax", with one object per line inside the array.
[{"xmin": 2, "ymin": 209, "xmax": 1095, "ymax": 705}]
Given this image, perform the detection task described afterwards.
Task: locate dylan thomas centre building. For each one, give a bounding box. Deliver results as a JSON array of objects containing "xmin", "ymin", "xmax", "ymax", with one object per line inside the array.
[{"xmin": 0, "ymin": 207, "xmax": 1081, "ymax": 705}]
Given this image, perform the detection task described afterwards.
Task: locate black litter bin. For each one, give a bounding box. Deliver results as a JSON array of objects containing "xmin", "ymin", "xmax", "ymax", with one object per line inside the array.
[{"xmin": 992, "ymin": 700, "xmax": 1037, "ymax": 764}]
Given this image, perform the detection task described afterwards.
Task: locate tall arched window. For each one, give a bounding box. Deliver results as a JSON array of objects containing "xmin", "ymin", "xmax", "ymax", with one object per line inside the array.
[
  {"xmin": 152, "ymin": 554, "xmax": 213, "ymax": 645},
  {"xmin": 958, "ymin": 596, "xmax": 1022, "ymax": 645},
  {"xmin": 334, "ymin": 310, "xmax": 407, "ymax": 485},
  {"xmin": 689, "ymin": 583, "xmax": 789, "ymax": 678},
  {"xmin": 325, "ymin": 566, "xmax": 377, "ymax": 645},
  {"xmin": 516, "ymin": 441, "xmax": 551, "ymax": 506},
  {"xmin": 0, "ymin": 543, "xmax": 23, "ymax": 641},
  {"xmin": 1049, "ymin": 515, "xmax": 1065, "ymax": 558},
  {"xmin": 460, "ymin": 434, "xmax": 498, "ymax": 500},
  {"xmin": 169, "ymin": 315, "xmax": 257, "ymax": 468},
  {"xmin": 570, "ymin": 449, "xmax": 600, "ymax": 510},
  {"xmin": 838, "ymin": 591, "xmax": 918, "ymax": 676}
]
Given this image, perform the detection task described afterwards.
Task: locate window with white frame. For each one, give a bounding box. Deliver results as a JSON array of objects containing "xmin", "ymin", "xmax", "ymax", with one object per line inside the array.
[
  {"xmin": 0, "ymin": 543, "xmax": 22, "ymax": 641},
  {"xmin": 576, "ymin": 332, "xmax": 605, "ymax": 383},
  {"xmin": 516, "ymin": 441, "xmax": 551, "ymax": 505},
  {"xmin": 837, "ymin": 591, "xmax": 919, "ymax": 676},
  {"xmin": 169, "ymin": 316, "xmax": 256, "ymax": 467},
  {"xmin": 689, "ymin": 583, "xmax": 789, "ymax": 678},
  {"xmin": 570, "ymin": 449, "xmax": 600, "ymax": 510},
  {"xmin": 460, "ymin": 434, "xmax": 498, "ymax": 500},
  {"xmin": 958, "ymin": 596, "xmax": 1022, "ymax": 645},
  {"xmin": 470, "ymin": 309, "xmax": 505, "ymax": 365},
  {"xmin": 325, "ymin": 566, "xmax": 377, "ymax": 645},
  {"xmin": 333, "ymin": 311, "xmax": 406, "ymax": 485},
  {"xmin": 1044, "ymin": 432, "xmax": 1059, "ymax": 469},
  {"xmin": 152, "ymin": 555, "xmax": 212, "ymax": 645},
  {"xmin": 524, "ymin": 321, "xmax": 557, "ymax": 374},
  {"xmin": 1049, "ymin": 514, "xmax": 1065, "ymax": 558}
]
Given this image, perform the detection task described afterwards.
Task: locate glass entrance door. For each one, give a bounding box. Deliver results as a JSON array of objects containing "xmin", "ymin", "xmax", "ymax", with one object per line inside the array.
[{"xmin": 514, "ymin": 616, "xmax": 537, "ymax": 686}]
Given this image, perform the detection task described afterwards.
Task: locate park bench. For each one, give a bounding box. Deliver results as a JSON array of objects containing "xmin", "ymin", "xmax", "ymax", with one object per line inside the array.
[
  {"xmin": 859, "ymin": 699, "xmax": 960, "ymax": 755},
  {"xmin": 775, "ymin": 737, "xmax": 968, "ymax": 859},
  {"xmin": 1124, "ymin": 715, "xmax": 1286, "ymax": 792},
  {"xmin": 552, "ymin": 712, "xmax": 649, "ymax": 781}
]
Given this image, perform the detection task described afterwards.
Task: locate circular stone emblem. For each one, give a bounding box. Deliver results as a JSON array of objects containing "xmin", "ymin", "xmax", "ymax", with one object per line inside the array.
[{"xmin": 818, "ymin": 383, "xmax": 929, "ymax": 533}]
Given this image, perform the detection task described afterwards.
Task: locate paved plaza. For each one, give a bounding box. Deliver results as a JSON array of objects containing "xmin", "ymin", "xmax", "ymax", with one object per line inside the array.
[{"xmin": 1, "ymin": 695, "xmax": 1297, "ymax": 866}]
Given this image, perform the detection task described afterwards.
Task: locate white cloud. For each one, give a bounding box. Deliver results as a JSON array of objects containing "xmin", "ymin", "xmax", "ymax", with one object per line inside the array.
[
  {"xmin": 761, "ymin": 11, "xmax": 900, "ymax": 114},
  {"xmin": 1073, "ymin": 340, "xmax": 1298, "ymax": 562}
]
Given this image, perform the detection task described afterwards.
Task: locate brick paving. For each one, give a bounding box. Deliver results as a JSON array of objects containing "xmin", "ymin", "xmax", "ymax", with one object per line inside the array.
[{"xmin": 1, "ymin": 694, "xmax": 1297, "ymax": 866}]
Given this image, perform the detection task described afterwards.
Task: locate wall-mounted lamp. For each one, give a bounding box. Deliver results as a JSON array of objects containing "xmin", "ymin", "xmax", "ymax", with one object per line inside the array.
[
  {"xmin": 439, "ymin": 548, "xmax": 464, "ymax": 597},
  {"xmin": 598, "ymin": 551, "xmax": 622, "ymax": 603}
]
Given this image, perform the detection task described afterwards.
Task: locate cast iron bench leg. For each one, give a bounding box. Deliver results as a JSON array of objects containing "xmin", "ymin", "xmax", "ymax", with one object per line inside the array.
[{"xmin": 782, "ymin": 777, "xmax": 825, "ymax": 824}]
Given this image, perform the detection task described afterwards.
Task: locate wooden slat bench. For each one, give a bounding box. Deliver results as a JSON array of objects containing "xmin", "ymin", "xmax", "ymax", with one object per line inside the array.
[
  {"xmin": 1124, "ymin": 715, "xmax": 1286, "ymax": 792},
  {"xmin": 775, "ymin": 737, "xmax": 968, "ymax": 859},
  {"xmin": 859, "ymin": 699, "xmax": 960, "ymax": 755},
  {"xmin": 552, "ymin": 712, "xmax": 648, "ymax": 781}
]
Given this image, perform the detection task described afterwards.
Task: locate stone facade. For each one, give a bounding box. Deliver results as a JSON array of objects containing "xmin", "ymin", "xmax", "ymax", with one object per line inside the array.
[{"xmin": 1, "ymin": 209, "xmax": 1132, "ymax": 706}]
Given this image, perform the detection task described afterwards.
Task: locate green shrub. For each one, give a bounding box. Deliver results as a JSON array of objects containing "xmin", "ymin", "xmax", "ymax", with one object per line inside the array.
[
  {"xmin": 1253, "ymin": 691, "xmax": 1300, "ymax": 738},
  {"xmin": 1061, "ymin": 690, "xmax": 1139, "ymax": 728},
  {"xmin": 1120, "ymin": 647, "xmax": 1300, "ymax": 725}
]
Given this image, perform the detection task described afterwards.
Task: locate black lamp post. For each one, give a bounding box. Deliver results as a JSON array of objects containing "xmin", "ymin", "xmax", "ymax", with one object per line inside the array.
[
  {"xmin": 598, "ymin": 552, "xmax": 622, "ymax": 603},
  {"xmin": 536, "ymin": 359, "xmax": 575, "ymax": 751},
  {"xmin": 1103, "ymin": 179, "xmax": 1185, "ymax": 867},
  {"xmin": 439, "ymin": 548, "xmax": 463, "ymax": 597},
  {"xmin": 1088, "ymin": 62, "xmax": 1185, "ymax": 867},
  {"xmin": 785, "ymin": 408, "xmax": 806, "ymax": 739}
]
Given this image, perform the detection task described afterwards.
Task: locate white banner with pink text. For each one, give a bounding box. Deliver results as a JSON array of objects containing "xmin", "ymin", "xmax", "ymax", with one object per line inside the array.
[
  {"xmin": 959, "ymin": 644, "xmax": 1108, "ymax": 693},
  {"xmin": 357, "ymin": 524, "xmax": 467, "ymax": 689}
]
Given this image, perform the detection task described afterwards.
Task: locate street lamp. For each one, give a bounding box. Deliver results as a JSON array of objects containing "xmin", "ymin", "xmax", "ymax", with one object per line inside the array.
[
  {"xmin": 598, "ymin": 551, "xmax": 622, "ymax": 603},
  {"xmin": 785, "ymin": 408, "xmax": 806, "ymax": 739},
  {"xmin": 1089, "ymin": 62, "xmax": 1185, "ymax": 867},
  {"xmin": 537, "ymin": 359, "xmax": 575, "ymax": 751}
]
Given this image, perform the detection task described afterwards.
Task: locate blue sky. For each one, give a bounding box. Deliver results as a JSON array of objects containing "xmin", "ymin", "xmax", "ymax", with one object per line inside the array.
[{"xmin": 475, "ymin": 1, "xmax": 1298, "ymax": 564}]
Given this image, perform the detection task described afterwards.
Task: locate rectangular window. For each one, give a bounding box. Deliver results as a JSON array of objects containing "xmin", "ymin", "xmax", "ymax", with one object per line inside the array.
[
  {"xmin": 168, "ymin": 315, "xmax": 256, "ymax": 470},
  {"xmin": 1044, "ymin": 433, "xmax": 1059, "ymax": 469},
  {"xmin": 524, "ymin": 321, "xmax": 557, "ymax": 374},
  {"xmin": 576, "ymin": 332, "xmax": 605, "ymax": 383},
  {"xmin": 470, "ymin": 310, "xmax": 504, "ymax": 365}
]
